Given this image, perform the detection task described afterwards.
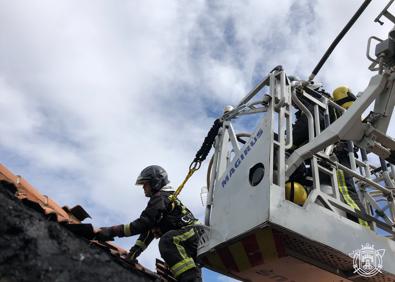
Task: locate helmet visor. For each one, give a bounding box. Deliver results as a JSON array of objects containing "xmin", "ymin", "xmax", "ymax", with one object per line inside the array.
[{"xmin": 135, "ymin": 176, "xmax": 150, "ymax": 185}]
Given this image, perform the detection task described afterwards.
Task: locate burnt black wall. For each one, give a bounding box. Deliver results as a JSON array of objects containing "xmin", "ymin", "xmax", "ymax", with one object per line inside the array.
[{"xmin": 0, "ymin": 181, "xmax": 156, "ymax": 282}]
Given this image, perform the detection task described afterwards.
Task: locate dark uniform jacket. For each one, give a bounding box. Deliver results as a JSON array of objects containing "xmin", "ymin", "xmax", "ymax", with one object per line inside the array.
[{"xmin": 126, "ymin": 189, "xmax": 197, "ymax": 250}]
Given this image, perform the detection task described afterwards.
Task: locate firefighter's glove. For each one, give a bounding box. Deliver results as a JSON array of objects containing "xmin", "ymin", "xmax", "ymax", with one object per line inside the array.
[
  {"xmin": 95, "ymin": 225, "xmax": 124, "ymax": 241},
  {"xmin": 95, "ymin": 227, "xmax": 115, "ymax": 241},
  {"xmin": 126, "ymin": 245, "xmax": 143, "ymax": 264}
]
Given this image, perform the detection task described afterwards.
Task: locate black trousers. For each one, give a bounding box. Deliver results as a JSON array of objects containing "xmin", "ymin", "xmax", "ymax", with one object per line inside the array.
[{"xmin": 159, "ymin": 225, "xmax": 199, "ymax": 280}]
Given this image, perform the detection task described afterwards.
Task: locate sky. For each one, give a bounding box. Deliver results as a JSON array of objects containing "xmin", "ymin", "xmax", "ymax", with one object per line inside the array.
[{"xmin": 1, "ymin": 1, "xmax": 395, "ymax": 281}]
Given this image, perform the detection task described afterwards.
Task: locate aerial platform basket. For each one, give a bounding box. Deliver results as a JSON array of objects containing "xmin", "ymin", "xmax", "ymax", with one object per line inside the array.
[{"xmin": 197, "ymin": 67, "xmax": 395, "ymax": 281}]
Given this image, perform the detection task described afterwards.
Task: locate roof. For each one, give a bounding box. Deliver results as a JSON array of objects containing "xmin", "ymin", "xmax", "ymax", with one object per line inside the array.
[{"xmin": 0, "ymin": 163, "xmax": 175, "ymax": 281}]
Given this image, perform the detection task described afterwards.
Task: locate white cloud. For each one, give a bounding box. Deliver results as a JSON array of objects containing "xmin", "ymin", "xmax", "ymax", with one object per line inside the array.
[{"xmin": 1, "ymin": 0, "xmax": 394, "ymax": 278}]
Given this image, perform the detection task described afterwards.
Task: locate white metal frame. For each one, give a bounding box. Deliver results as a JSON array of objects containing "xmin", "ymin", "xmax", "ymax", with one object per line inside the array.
[{"xmin": 199, "ymin": 10, "xmax": 395, "ymax": 279}]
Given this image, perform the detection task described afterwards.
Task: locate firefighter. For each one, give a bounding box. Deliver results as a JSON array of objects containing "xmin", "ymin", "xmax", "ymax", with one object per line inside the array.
[
  {"xmin": 332, "ymin": 86, "xmax": 369, "ymax": 227},
  {"xmin": 290, "ymin": 84, "xmax": 368, "ymax": 226},
  {"xmin": 287, "ymin": 85, "xmax": 329, "ymax": 200},
  {"xmin": 95, "ymin": 165, "xmax": 201, "ymax": 281}
]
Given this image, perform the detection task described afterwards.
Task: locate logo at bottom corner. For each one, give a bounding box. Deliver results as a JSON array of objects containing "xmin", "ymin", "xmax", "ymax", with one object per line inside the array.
[{"xmin": 349, "ymin": 243, "xmax": 386, "ymax": 277}]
